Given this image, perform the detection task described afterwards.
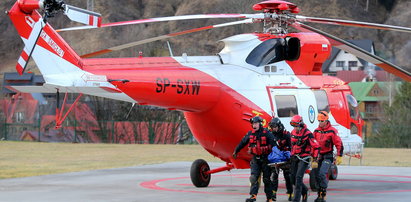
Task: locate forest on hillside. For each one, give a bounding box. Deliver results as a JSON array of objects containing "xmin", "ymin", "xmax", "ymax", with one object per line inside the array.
[{"xmin": 1, "ymin": 0, "xmax": 410, "ymax": 72}]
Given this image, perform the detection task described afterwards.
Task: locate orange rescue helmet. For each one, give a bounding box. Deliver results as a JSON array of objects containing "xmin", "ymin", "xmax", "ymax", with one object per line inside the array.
[{"xmin": 317, "ymin": 111, "xmax": 329, "ymax": 121}]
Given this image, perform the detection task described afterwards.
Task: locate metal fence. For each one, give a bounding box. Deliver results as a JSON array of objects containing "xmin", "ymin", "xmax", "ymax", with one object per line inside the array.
[
  {"xmin": 1, "ymin": 119, "xmax": 195, "ymax": 144},
  {"xmin": 0, "ymin": 93, "xmax": 195, "ymax": 144}
]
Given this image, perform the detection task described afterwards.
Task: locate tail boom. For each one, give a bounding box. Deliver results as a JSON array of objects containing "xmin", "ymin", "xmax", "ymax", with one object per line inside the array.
[{"xmin": 9, "ymin": 1, "xmax": 82, "ymax": 75}]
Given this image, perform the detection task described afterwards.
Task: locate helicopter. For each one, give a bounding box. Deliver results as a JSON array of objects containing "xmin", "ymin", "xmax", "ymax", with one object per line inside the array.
[{"xmin": 7, "ymin": 0, "xmax": 411, "ymax": 188}]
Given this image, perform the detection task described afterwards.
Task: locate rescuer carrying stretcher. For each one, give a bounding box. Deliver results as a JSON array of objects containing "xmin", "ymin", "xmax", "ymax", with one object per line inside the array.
[
  {"xmin": 233, "ymin": 116, "xmax": 277, "ymax": 202},
  {"xmin": 267, "ymin": 117, "xmax": 293, "ymax": 201},
  {"xmin": 313, "ymin": 111, "xmax": 344, "ymax": 202},
  {"xmin": 289, "ymin": 115, "xmax": 320, "ymax": 202}
]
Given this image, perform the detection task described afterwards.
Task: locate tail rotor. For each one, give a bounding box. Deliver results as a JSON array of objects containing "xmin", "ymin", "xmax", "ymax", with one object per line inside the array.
[{"xmin": 13, "ymin": 0, "xmax": 102, "ymax": 75}]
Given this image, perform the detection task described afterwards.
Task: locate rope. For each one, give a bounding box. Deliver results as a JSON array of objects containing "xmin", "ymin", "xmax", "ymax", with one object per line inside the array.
[{"xmin": 296, "ymin": 155, "xmax": 311, "ymax": 164}]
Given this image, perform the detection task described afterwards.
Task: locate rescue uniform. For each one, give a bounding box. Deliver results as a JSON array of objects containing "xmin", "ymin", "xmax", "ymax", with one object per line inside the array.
[
  {"xmin": 234, "ymin": 127, "xmax": 276, "ymax": 201},
  {"xmin": 290, "ymin": 124, "xmax": 320, "ymax": 202},
  {"xmin": 313, "ymin": 121, "xmax": 343, "ymax": 193},
  {"xmin": 271, "ymin": 129, "xmax": 293, "ymax": 200}
]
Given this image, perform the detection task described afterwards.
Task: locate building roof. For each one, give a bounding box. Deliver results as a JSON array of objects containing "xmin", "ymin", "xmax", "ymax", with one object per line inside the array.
[
  {"xmin": 337, "ymin": 70, "xmax": 389, "ymax": 82},
  {"xmin": 349, "ymin": 81, "xmax": 402, "ymax": 102},
  {"xmin": 322, "ymin": 39, "xmax": 374, "ymax": 73}
]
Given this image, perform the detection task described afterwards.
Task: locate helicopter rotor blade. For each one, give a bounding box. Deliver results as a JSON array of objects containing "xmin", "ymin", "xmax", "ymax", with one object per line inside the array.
[
  {"xmin": 296, "ymin": 15, "xmax": 411, "ymax": 33},
  {"xmin": 57, "ymin": 13, "xmax": 262, "ymax": 32},
  {"xmin": 63, "ymin": 4, "xmax": 102, "ymax": 27},
  {"xmin": 291, "ymin": 22, "xmax": 411, "ymax": 82},
  {"xmin": 81, "ymin": 18, "xmax": 253, "ymax": 58}
]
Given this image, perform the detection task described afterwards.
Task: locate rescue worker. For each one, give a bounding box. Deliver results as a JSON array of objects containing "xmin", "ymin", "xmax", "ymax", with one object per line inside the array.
[
  {"xmin": 268, "ymin": 117, "xmax": 293, "ymax": 201},
  {"xmin": 289, "ymin": 115, "xmax": 320, "ymax": 202},
  {"xmin": 233, "ymin": 116, "xmax": 277, "ymax": 202},
  {"xmin": 313, "ymin": 111, "xmax": 344, "ymax": 202}
]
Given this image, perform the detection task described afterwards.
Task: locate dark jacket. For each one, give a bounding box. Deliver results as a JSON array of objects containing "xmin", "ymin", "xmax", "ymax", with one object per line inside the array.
[
  {"xmin": 234, "ymin": 128, "xmax": 276, "ymax": 156},
  {"xmin": 272, "ymin": 129, "xmax": 291, "ymax": 152}
]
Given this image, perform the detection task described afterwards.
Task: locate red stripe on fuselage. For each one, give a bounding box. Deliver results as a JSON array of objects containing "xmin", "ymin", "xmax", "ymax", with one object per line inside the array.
[
  {"xmin": 83, "ymin": 57, "xmax": 269, "ymax": 168},
  {"xmin": 35, "ymin": 25, "xmax": 81, "ymax": 66}
]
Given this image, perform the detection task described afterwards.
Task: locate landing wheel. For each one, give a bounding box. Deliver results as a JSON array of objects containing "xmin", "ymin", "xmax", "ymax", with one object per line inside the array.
[
  {"xmin": 190, "ymin": 159, "xmax": 211, "ymax": 187},
  {"xmin": 329, "ymin": 164, "xmax": 338, "ymax": 180},
  {"xmin": 309, "ymin": 168, "xmax": 319, "ymax": 192}
]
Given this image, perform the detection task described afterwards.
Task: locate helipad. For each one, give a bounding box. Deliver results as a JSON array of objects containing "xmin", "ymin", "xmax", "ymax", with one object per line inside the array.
[{"xmin": 0, "ymin": 162, "xmax": 410, "ymax": 202}]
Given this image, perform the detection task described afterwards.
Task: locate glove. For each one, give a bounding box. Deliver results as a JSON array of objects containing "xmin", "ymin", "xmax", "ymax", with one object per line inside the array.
[
  {"xmin": 336, "ymin": 156, "xmax": 343, "ymax": 165},
  {"xmin": 232, "ymin": 152, "xmax": 237, "ymax": 159},
  {"xmin": 311, "ymin": 161, "xmax": 318, "ymax": 169}
]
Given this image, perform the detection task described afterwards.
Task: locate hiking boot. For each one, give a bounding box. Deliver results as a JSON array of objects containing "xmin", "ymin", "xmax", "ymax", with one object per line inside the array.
[
  {"xmin": 302, "ymin": 190, "xmax": 309, "ymax": 202},
  {"xmin": 320, "ymin": 189, "xmax": 327, "ymax": 202},
  {"xmin": 245, "ymin": 194, "xmax": 257, "ymax": 202},
  {"xmin": 287, "ymin": 193, "xmax": 293, "ymax": 201},
  {"xmin": 314, "ymin": 188, "xmax": 327, "ymax": 202}
]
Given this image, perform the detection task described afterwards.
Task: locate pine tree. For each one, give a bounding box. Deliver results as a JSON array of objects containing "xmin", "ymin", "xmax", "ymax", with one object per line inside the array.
[{"xmin": 369, "ymin": 82, "xmax": 411, "ymax": 148}]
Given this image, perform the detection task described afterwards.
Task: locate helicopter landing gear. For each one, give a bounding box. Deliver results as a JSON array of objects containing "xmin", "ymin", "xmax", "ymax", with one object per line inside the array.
[
  {"xmin": 190, "ymin": 159, "xmax": 211, "ymax": 187},
  {"xmin": 190, "ymin": 159, "xmax": 234, "ymax": 187}
]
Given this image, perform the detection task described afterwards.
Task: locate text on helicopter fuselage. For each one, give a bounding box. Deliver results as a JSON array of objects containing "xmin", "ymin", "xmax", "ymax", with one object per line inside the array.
[{"xmin": 156, "ymin": 78, "xmax": 200, "ymax": 95}]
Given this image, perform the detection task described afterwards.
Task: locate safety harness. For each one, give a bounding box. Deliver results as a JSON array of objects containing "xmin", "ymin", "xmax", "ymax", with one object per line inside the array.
[
  {"xmin": 291, "ymin": 128, "xmax": 312, "ymax": 156},
  {"xmin": 248, "ymin": 130, "xmax": 272, "ymax": 155}
]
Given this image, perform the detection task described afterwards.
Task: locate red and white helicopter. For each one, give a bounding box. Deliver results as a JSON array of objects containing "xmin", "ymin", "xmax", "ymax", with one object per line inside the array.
[{"xmin": 7, "ymin": 0, "xmax": 411, "ymax": 187}]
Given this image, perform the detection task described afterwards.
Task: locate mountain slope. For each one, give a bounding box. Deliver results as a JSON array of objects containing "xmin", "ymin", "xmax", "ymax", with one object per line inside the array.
[{"xmin": 0, "ymin": 0, "xmax": 409, "ymax": 74}]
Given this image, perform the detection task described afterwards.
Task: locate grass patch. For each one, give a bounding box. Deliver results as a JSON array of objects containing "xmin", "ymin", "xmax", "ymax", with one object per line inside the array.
[
  {"xmin": 342, "ymin": 148, "xmax": 411, "ymax": 167},
  {"xmin": 0, "ymin": 141, "xmax": 218, "ymax": 179},
  {"xmin": 1, "ymin": 141, "xmax": 410, "ymax": 179}
]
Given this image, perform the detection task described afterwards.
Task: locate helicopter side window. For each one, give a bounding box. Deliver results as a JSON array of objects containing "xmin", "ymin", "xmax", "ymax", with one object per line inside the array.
[
  {"xmin": 246, "ymin": 38, "xmax": 286, "ymax": 67},
  {"xmin": 313, "ymin": 90, "xmax": 330, "ymax": 112},
  {"xmin": 275, "ymin": 95, "xmax": 298, "ymax": 117}
]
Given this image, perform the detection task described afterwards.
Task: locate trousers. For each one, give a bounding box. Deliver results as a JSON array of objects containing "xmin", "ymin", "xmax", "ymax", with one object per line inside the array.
[
  {"xmin": 271, "ymin": 161, "xmax": 293, "ymax": 195},
  {"xmin": 290, "ymin": 156, "xmax": 309, "ymax": 202},
  {"xmin": 250, "ymin": 156, "xmax": 273, "ymax": 199}
]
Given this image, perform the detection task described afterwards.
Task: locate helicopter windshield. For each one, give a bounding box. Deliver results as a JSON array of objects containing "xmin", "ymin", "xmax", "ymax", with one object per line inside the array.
[
  {"xmin": 346, "ymin": 94, "xmax": 359, "ymax": 119},
  {"xmin": 246, "ymin": 38, "xmax": 286, "ymax": 67}
]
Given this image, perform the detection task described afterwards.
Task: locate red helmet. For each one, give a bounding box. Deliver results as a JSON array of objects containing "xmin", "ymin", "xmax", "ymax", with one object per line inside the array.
[{"xmin": 290, "ymin": 115, "xmax": 304, "ymax": 127}]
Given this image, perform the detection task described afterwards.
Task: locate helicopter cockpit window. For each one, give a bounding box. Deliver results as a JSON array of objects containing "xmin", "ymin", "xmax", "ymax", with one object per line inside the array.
[
  {"xmin": 313, "ymin": 90, "xmax": 330, "ymax": 112},
  {"xmin": 246, "ymin": 38, "xmax": 286, "ymax": 67},
  {"xmin": 275, "ymin": 95, "xmax": 298, "ymax": 117},
  {"xmin": 346, "ymin": 94, "xmax": 359, "ymax": 119}
]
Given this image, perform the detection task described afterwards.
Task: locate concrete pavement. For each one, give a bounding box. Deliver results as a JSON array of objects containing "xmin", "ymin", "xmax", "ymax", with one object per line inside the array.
[{"xmin": 1, "ymin": 162, "xmax": 410, "ymax": 202}]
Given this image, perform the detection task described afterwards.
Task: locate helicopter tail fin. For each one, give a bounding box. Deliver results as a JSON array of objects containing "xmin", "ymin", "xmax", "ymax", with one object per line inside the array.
[{"xmin": 8, "ymin": 1, "xmax": 84, "ymax": 78}]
